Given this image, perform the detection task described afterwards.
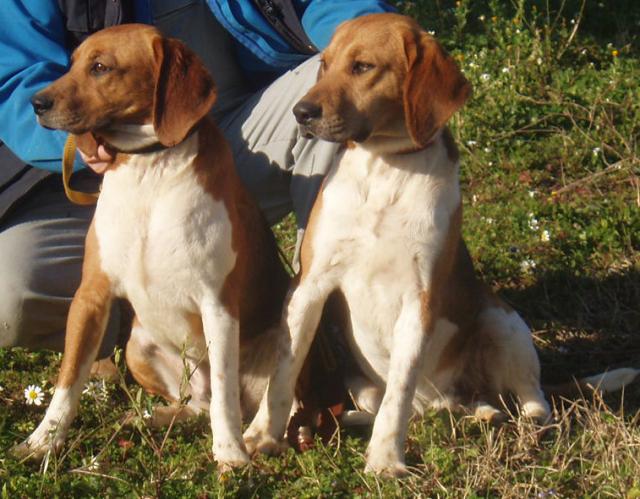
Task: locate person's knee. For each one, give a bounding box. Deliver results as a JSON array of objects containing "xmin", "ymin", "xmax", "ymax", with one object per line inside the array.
[
  {"xmin": 0, "ymin": 223, "xmax": 69, "ymax": 350},
  {"xmin": 0, "ymin": 230, "xmax": 38, "ymax": 348}
]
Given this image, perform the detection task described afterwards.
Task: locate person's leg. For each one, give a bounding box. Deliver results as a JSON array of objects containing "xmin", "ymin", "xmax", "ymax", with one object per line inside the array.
[
  {"xmin": 218, "ymin": 54, "xmax": 341, "ymax": 232},
  {"xmin": 0, "ymin": 173, "xmax": 121, "ymax": 357}
]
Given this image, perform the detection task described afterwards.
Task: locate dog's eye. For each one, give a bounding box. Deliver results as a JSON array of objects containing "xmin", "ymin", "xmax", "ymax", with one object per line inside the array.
[
  {"xmin": 352, "ymin": 61, "xmax": 375, "ymax": 75},
  {"xmin": 90, "ymin": 62, "xmax": 111, "ymax": 76}
]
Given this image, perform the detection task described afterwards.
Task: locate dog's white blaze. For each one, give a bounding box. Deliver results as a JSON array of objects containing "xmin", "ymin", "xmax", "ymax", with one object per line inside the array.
[
  {"xmin": 307, "ymin": 142, "xmax": 460, "ymax": 386},
  {"xmin": 95, "ymin": 131, "xmax": 236, "ymax": 356},
  {"xmin": 95, "ymin": 130, "xmax": 248, "ymax": 462}
]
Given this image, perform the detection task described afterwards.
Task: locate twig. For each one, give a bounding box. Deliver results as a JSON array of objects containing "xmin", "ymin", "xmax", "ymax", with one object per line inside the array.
[{"xmin": 551, "ymin": 160, "xmax": 628, "ymax": 196}]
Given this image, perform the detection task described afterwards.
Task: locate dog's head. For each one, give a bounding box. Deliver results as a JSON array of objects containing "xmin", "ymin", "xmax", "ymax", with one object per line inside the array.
[
  {"xmin": 293, "ymin": 13, "xmax": 471, "ymax": 150},
  {"xmin": 31, "ymin": 24, "xmax": 217, "ymax": 149}
]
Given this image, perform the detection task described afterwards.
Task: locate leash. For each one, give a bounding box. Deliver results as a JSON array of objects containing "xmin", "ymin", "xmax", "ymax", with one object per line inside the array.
[{"xmin": 62, "ymin": 134, "xmax": 100, "ymax": 205}]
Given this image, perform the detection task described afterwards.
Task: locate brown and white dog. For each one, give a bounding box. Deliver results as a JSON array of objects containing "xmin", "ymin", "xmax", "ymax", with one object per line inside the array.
[
  {"xmin": 243, "ymin": 13, "xmax": 640, "ymax": 476},
  {"xmin": 13, "ymin": 24, "xmax": 290, "ymax": 470}
]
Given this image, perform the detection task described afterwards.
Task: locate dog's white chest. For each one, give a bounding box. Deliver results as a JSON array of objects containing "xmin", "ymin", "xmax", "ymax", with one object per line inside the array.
[
  {"xmin": 311, "ymin": 144, "xmax": 460, "ymax": 380},
  {"xmin": 94, "ymin": 135, "xmax": 235, "ymax": 342}
]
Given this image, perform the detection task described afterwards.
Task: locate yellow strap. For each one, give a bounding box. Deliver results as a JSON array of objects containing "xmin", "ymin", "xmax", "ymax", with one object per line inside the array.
[{"xmin": 62, "ymin": 134, "xmax": 100, "ymax": 205}]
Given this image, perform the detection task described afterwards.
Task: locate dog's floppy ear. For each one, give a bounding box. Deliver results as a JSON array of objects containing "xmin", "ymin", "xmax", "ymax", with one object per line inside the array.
[
  {"xmin": 152, "ymin": 36, "xmax": 217, "ymax": 147},
  {"xmin": 402, "ymin": 31, "xmax": 471, "ymax": 147}
]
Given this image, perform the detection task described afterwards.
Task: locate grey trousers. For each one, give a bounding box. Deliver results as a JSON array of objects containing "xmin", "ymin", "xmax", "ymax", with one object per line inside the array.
[{"xmin": 0, "ymin": 54, "xmax": 339, "ymax": 354}]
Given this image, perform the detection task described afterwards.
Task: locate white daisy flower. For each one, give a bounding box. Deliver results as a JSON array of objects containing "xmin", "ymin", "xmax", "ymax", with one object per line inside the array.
[
  {"xmin": 480, "ymin": 73, "xmax": 490, "ymax": 81},
  {"xmin": 520, "ymin": 259, "xmax": 536, "ymax": 272},
  {"xmin": 24, "ymin": 384, "xmax": 44, "ymax": 406}
]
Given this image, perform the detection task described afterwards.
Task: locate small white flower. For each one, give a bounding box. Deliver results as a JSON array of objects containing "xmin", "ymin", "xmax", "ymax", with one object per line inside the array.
[
  {"xmin": 528, "ymin": 190, "xmax": 537, "ymax": 198},
  {"xmin": 536, "ymin": 57, "xmax": 543, "ymax": 65},
  {"xmin": 83, "ymin": 455, "xmax": 101, "ymax": 471},
  {"xmin": 472, "ymin": 194, "xmax": 479, "ymax": 204},
  {"xmin": 0, "ymin": 384, "xmax": 4, "ymax": 392},
  {"xmin": 466, "ymin": 140, "xmax": 478, "ymax": 147},
  {"xmin": 581, "ymin": 49, "xmax": 587, "ymax": 55},
  {"xmin": 592, "ymin": 147, "xmax": 601, "ymax": 156},
  {"xmin": 480, "ymin": 73, "xmax": 490, "ymax": 81},
  {"xmin": 427, "ymin": 30, "xmax": 436, "ymax": 36},
  {"xmin": 24, "ymin": 385, "xmax": 44, "ymax": 406},
  {"xmin": 570, "ymin": 18, "xmax": 576, "ymax": 25},
  {"xmin": 82, "ymin": 380, "xmax": 108, "ymax": 402},
  {"xmin": 468, "ymin": 62, "xmax": 478, "ymax": 69},
  {"xmin": 488, "ymin": 161, "xmax": 494, "ymax": 166},
  {"xmin": 520, "ymin": 259, "xmax": 536, "ymax": 272},
  {"xmin": 541, "ymin": 230, "xmax": 551, "ymax": 242},
  {"xmin": 528, "ymin": 213, "xmax": 540, "ymax": 231},
  {"xmin": 501, "ymin": 67, "xmax": 510, "ymax": 74},
  {"xmin": 142, "ymin": 409, "xmax": 152, "ymax": 420},
  {"xmin": 484, "ymin": 147, "xmax": 491, "ymax": 153},
  {"xmin": 482, "ymin": 217, "xmax": 495, "ymax": 225},
  {"xmin": 478, "ymin": 15, "xmax": 486, "ymax": 21}
]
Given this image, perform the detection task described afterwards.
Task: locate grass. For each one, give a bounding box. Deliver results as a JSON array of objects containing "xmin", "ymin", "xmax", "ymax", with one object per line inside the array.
[{"xmin": 1, "ymin": 0, "xmax": 639, "ymax": 496}]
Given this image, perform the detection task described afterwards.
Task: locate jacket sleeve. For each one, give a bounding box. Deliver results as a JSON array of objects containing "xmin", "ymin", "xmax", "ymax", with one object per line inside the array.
[
  {"xmin": 0, "ymin": 1, "xmax": 81, "ymax": 172},
  {"xmin": 300, "ymin": 1, "xmax": 396, "ymax": 50}
]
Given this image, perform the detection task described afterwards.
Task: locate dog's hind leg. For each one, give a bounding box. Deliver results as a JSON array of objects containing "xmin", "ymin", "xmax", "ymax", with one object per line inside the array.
[
  {"xmin": 125, "ymin": 321, "xmax": 210, "ymax": 427},
  {"xmin": 479, "ymin": 306, "xmax": 550, "ymax": 423}
]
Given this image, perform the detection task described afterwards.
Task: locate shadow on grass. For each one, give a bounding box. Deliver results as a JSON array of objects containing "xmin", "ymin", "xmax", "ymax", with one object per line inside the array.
[{"xmin": 500, "ymin": 266, "xmax": 640, "ymax": 404}]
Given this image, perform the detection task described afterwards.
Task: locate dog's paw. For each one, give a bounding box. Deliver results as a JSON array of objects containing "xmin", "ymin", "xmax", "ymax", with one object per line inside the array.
[
  {"xmin": 365, "ymin": 445, "xmax": 408, "ymax": 478},
  {"xmin": 11, "ymin": 430, "xmax": 62, "ymax": 462},
  {"xmin": 243, "ymin": 429, "xmax": 288, "ymax": 456},
  {"xmin": 214, "ymin": 445, "xmax": 250, "ymax": 473},
  {"xmin": 521, "ymin": 400, "xmax": 551, "ymax": 425}
]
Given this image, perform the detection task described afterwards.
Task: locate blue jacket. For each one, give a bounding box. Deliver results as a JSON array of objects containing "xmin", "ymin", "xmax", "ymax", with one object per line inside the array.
[{"xmin": 0, "ymin": 0, "xmax": 394, "ymax": 172}]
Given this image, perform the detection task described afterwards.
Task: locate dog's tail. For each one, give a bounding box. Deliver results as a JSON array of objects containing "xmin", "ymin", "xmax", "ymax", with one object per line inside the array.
[{"xmin": 542, "ymin": 367, "xmax": 640, "ymax": 398}]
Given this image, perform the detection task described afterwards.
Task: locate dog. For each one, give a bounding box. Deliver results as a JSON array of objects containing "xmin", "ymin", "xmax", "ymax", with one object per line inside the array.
[
  {"xmin": 242, "ymin": 13, "xmax": 640, "ymax": 476},
  {"xmin": 13, "ymin": 24, "xmax": 291, "ymax": 471}
]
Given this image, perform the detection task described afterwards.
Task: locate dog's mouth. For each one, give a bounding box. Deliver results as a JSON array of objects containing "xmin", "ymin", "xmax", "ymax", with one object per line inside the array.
[
  {"xmin": 38, "ymin": 112, "xmax": 112, "ymax": 137},
  {"xmin": 298, "ymin": 119, "xmax": 371, "ymax": 144}
]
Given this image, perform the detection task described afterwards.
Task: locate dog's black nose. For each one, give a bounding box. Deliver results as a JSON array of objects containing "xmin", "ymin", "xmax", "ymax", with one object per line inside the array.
[
  {"xmin": 31, "ymin": 94, "xmax": 54, "ymax": 116},
  {"xmin": 293, "ymin": 100, "xmax": 322, "ymax": 125}
]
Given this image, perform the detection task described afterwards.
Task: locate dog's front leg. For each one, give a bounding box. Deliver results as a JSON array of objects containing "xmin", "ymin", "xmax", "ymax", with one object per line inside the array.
[
  {"xmin": 13, "ymin": 224, "xmax": 113, "ymax": 461},
  {"xmin": 244, "ymin": 279, "xmax": 331, "ymax": 455},
  {"xmin": 365, "ymin": 292, "xmax": 429, "ymax": 477},
  {"xmin": 200, "ymin": 294, "xmax": 249, "ymax": 471}
]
